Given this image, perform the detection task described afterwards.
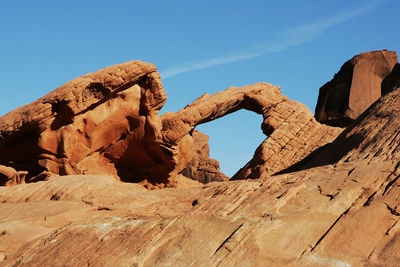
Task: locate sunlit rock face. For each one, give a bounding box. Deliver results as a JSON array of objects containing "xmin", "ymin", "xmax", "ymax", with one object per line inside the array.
[
  {"xmin": 1, "ymin": 81, "xmax": 400, "ymax": 266},
  {"xmin": 1, "ymin": 52, "xmax": 400, "ymax": 266},
  {"xmin": 0, "ymin": 65, "xmax": 341, "ymax": 187},
  {"xmin": 0, "ymin": 61, "xmax": 175, "ymax": 186},
  {"xmin": 315, "ymin": 50, "xmax": 398, "ymax": 127},
  {"xmin": 161, "ymin": 83, "xmax": 342, "ymax": 181}
]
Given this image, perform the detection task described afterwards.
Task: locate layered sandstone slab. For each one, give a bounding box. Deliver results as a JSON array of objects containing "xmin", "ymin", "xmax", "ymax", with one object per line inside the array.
[{"xmin": 315, "ymin": 50, "xmax": 398, "ymax": 127}]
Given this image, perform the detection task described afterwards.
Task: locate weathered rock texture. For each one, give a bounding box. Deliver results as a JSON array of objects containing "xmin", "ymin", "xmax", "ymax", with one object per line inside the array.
[
  {"xmin": 1, "ymin": 82, "xmax": 400, "ymax": 266},
  {"xmin": 315, "ymin": 50, "xmax": 398, "ymax": 127},
  {"xmin": 161, "ymin": 83, "xmax": 342, "ymax": 181},
  {"xmin": 180, "ymin": 130, "xmax": 229, "ymax": 183},
  {"xmin": 0, "ymin": 62, "xmax": 342, "ymax": 187},
  {"xmin": 0, "ymin": 61, "xmax": 176, "ymax": 186}
]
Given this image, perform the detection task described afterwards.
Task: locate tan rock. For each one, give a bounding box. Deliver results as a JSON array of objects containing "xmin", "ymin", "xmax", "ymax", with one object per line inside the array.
[
  {"xmin": 1, "ymin": 53, "xmax": 400, "ymax": 266},
  {"xmin": 0, "ymin": 63, "xmax": 341, "ymax": 187}
]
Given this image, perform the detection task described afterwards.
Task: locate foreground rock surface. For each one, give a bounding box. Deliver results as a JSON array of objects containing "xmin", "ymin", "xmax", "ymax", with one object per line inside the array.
[{"xmin": 315, "ymin": 50, "xmax": 398, "ymax": 127}]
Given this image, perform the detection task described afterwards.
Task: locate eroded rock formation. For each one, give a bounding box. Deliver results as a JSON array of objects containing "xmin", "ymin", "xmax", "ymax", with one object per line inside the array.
[
  {"xmin": 180, "ymin": 130, "xmax": 229, "ymax": 183},
  {"xmin": 0, "ymin": 61, "xmax": 175, "ymax": 186},
  {"xmin": 1, "ymin": 81, "xmax": 400, "ymax": 266},
  {"xmin": 0, "ymin": 66, "xmax": 342, "ymax": 186},
  {"xmin": 160, "ymin": 83, "xmax": 341, "ymax": 181},
  {"xmin": 315, "ymin": 50, "xmax": 398, "ymax": 127},
  {"xmin": 0, "ymin": 165, "xmax": 27, "ymax": 186}
]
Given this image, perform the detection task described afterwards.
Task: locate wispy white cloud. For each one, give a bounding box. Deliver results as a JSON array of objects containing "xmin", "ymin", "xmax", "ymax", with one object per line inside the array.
[{"xmin": 161, "ymin": 0, "xmax": 387, "ymax": 79}]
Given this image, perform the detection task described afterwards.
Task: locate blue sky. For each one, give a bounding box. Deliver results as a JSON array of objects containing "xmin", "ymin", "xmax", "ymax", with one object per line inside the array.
[{"xmin": 1, "ymin": 0, "xmax": 399, "ymax": 176}]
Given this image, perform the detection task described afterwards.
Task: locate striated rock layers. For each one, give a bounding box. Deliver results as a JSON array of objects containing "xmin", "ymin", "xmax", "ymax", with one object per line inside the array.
[
  {"xmin": 1, "ymin": 80, "xmax": 400, "ymax": 266},
  {"xmin": 315, "ymin": 50, "xmax": 398, "ymax": 127}
]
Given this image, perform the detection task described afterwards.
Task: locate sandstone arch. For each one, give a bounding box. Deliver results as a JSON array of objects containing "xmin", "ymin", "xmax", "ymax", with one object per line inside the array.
[{"xmin": 160, "ymin": 83, "xmax": 343, "ymax": 181}]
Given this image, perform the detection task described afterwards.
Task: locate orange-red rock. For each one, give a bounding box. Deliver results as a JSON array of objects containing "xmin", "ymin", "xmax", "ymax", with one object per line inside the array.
[
  {"xmin": 0, "ymin": 53, "xmax": 400, "ymax": 266},
  {"xmin": 162, "ymin": 83, "xmax": 342, "ymax": 181},
  {"xmin": 1, "ymin": 81, "xmax": 400, "ymax": 266},
  {"xmin": 180, "ymin": 130, "xmax": 228, "ymax": 183},
  {"xmin": 0, "ymin": 61, "xmax": 175, "ymax": 185},
  {"xmin": 0, "ymin": 165, "xmax": 27, "ymax": 186},
  {"xmin": 315, "ymin": 50, "xmax": 398, "ymax": 127}
]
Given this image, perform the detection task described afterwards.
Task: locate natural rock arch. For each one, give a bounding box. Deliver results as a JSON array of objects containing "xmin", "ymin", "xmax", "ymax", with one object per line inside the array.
[{"xmin": 160, "ymin": 83, "xmax": 342, "ymax": 181}]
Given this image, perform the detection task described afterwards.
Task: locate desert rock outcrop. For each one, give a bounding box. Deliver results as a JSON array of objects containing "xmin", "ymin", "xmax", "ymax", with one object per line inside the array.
[
  {"xmin": 1, "ymin": 81, "xmax": 400, "ymax": 266},
  {"xmin": 1, "ymin": 67, "xmax": 341, "ymax": 186},
  {"xmin": 1, "ymin": 52, "xmax": 400, "ymax": 266},
  {"xmin": 0, "ymin": 165, "xmax": 27, "ymax": 186},
  {"xmin": 315, "ymin": 49, "xmax": 398, "ymax": 127},
  {"xmin": 0, "ymin": 61, "xmax": 176, "ymax": 186},
  {"xmin": 161, "ymin": 83, "xmax": 342, "ymax": 181}
]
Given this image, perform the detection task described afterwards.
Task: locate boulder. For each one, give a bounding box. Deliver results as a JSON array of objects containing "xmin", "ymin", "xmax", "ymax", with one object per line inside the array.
[{"xmin": 315, "ymin": 50, "xmax": 398, "ymax": 127}]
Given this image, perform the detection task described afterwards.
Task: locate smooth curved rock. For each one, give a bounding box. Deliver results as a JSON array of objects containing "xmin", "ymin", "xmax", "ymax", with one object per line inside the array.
[
  {"xmin": 315, "ymin": 50, "xmax": 398, "ymax": 127},
  {"xmin": 0, "ymin": 61, "xmax": 174, "ymax": 186}
]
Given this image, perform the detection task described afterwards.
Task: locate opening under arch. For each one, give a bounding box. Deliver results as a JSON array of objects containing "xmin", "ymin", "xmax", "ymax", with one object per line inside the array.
[{"xmin": 196, "ymin": 109, "xmax": 266, "ymax": 178}]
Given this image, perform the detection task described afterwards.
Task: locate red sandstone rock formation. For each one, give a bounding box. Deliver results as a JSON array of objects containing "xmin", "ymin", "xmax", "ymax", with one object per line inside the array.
[
  {"xmin": 161, "ymin": 83, "xmax": 342, "ymax": 181},
  {"xmin": 1, "ymin": 81, "xmax": 400, "ymax": 266},
  {"xmin": 1, "ymin": 52, "xmax": 400, "ymax": 265},
  {"xmin": 0, "ymin": 65, "xmax": 340, "ymax": 186},
  {"xmin": 315, "ymin": 50, "xmax": 398, "ymax": 127},
  {"xmin": 0, "ymin": 61, "xmax": 175, "ymax": 186}
]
